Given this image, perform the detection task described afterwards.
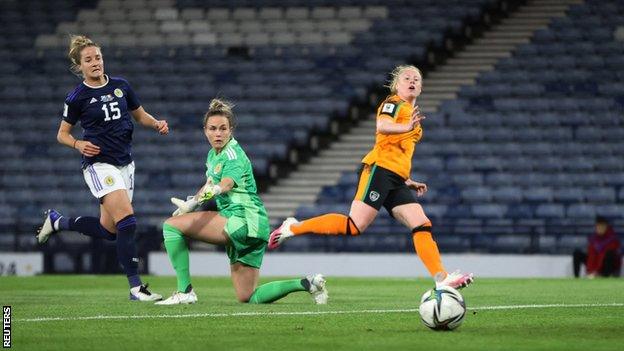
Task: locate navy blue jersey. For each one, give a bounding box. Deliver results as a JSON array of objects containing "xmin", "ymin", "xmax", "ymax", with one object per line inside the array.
[{"xmin": 62, "ymin": 75, "xmax": 141, "ymax": 168}]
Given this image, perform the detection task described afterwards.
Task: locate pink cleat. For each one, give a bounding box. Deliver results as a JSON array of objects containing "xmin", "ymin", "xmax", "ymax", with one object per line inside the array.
[
  {"xmin": 268, "ymin": 217, "xmax": 298, "ymax": 249},
  {"xmin": 436, "ymin": 270, "xmax": 474, "ymax": 290}
]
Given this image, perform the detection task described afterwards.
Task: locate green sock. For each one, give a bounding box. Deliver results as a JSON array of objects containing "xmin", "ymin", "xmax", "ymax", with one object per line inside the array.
[
  {"xmin": 248, "ymin": 279, "xmax": 308, "ymax": 304},
  {"xmin": 163, "ymin": 223, "xmax": 191, "ymax": 292}
]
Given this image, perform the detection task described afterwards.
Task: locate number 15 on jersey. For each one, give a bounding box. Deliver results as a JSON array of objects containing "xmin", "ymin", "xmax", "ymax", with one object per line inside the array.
[{"xmin": 102, "ymin": 102, "xmax": 121, "ymax": 121}]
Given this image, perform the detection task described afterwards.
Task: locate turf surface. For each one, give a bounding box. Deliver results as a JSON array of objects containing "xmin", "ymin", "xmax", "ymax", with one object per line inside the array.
[{"xmin": 2, "ymin": 275, "xmax": 623, "ymax": 351}]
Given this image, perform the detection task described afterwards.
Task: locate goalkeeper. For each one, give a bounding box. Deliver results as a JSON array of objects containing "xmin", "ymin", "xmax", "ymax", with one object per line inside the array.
[{"xmin": 156, "ymin": 98, "xmax": 327, "ymax": 305}]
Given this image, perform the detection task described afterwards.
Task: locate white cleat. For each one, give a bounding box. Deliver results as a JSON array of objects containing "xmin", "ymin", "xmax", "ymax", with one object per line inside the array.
[
  {"xmin": 129, "ymin": 284, "xmax": 163, "ymax": 301},
  {"xmin": 36, "ymin": 209, "xmax": 61, "ymax": 244},
  {"xmin": 268, "ymin": 217, "xmax": 299, "ymax": 250},
  {"xmin": 436, "ymin": 270, "xmax": 474, "ymax": 290},
  {"xmin": 307, "ymin": 274, "xmax": 328, "ymax": 305},
  {"xmin": 155, "ymin": 290, "xmax": 198, "ymax": 305}
]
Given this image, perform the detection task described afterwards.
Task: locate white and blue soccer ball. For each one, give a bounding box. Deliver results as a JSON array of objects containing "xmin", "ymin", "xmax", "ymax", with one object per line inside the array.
[{"xmin": 419, "ymin": 286, "xmax": 466, "ymax": 330}]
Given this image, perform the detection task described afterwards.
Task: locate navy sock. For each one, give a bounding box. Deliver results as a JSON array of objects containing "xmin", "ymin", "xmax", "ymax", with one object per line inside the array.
[
  {"xmin": 63, "ymin": 217, "xmax": 116, "ymax": 241},
  {"xmin": 115, "ymin": 215, "xmax": 142, "ymax": 288}
]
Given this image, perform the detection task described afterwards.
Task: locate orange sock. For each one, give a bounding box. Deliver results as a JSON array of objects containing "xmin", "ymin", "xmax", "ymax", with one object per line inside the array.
[
  {"xmin": 412, "ymin": 222, "xmax": 446, "ymax": 278},
  {"xmin": 291, "ymin": 213, "xmax": 360, "ymax": 236}
]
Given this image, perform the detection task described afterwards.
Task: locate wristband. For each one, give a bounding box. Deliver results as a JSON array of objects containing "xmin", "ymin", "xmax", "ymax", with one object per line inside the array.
[
  {"xmin": 73, "ymin": 140, "xmax": 78, "ymax": 149},
  {"xmin": 213, "ymin": 185, "xmax": 222, "ymax": 196}
]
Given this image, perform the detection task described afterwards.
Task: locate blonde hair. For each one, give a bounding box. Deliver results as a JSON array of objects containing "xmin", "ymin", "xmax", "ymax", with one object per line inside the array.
[
  {"xmin": 386, "ymin": 65, "xmax": 422, "ymax": 94},
  {"xmin": 68, "ymin": 35, "xmax": 100, "ymax": 74},
  {"xmin": 203, "ymin": 98, "xmax": 236, "ymax": 129}
]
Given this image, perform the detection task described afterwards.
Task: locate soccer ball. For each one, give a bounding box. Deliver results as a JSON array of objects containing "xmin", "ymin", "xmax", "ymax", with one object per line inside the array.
[{"xmin": 418, "ymin": 286, "xmax": 466, "ymax": 330}]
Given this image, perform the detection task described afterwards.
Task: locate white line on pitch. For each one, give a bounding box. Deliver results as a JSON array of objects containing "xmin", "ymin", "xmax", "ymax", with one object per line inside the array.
[{"xmin": 15, "ymin": 303, "xmax": 624, "ymax": 323}]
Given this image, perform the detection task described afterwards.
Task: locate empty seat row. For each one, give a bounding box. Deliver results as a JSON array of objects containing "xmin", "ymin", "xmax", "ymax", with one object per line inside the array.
[
  {"xmin": 37, "ymin": 32, "xmax": 359, "ymax": 47},
  {"xmin": 77, "ymin": 6, "xmax": 388, "ymax": 22},
  {"xmin": 58, "ymin": 19, "xmax": 372, "ymax": 35}
]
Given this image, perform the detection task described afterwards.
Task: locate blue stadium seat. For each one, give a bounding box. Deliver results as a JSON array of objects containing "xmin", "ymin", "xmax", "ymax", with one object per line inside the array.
[
  {"xmin": 553, "ymin": 188, "xmax": 584, "ymax": 203},
  {"xmin": 472, "ymin": 204, "xmax": 507, "ymax": 218},
  {"xmin": 535, "ymin": 204, "xmax": 565, "ymax": 218},
  {"xmin": 492, "ymin": 187, "xmax": 523, "ymax": 203},
  {"xmin": 584, "ymin": 187, "xmax": 616, "ymax": 203},
  {"xmin": 567, "ymin": 199, "xmax": 598, "ymax": 216}
]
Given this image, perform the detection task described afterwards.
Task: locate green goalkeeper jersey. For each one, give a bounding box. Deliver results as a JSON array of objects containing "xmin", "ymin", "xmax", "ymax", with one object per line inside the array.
[{"xmin": 205, "ymin": 138, "xmax": 269, "ymax": 240}]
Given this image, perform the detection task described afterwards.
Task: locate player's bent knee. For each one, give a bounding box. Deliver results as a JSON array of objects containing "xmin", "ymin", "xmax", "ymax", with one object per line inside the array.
[
  {"xmin": 411, "ymin": 222, "xmax": 433, "ymax": 234},
  {"xmin": 395, "ymin": 203, "xmax": 430, "ymax": 227},
  {"xmin": 347, "ymin": 216, "xmax": 361, "ymax": 236},
  {"xmin": 164, "ymin": 216, "xmax": 186, "ymax": 231},
  {"xmin": 407, "ymin": 203, "xmax": 426, "ymax": 217}
]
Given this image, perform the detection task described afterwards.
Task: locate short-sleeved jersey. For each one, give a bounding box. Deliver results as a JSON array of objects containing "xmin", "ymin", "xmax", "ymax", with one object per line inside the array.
[
  {"xmin": 361, "ymin": 95, "xmax": 423, "ymax": 180},
  {"xmin": 205, "ymin": 138, "xmax": 269, "ymax": 240},
  {"xmin": 62, "ymin": 75, "xmax": 141, "ymax": 168}
]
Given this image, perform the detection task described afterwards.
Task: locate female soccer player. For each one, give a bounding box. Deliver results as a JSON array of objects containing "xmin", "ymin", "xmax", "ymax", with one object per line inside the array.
[
  {"xmin": 269, "ymin": 65, "xmax": 474, "ymax": 290},
  {"xmin": 36, "ymin": 35, "xmax": 168, "ymax": 301},
  {"xmin": 157, "ymin": 99, "xmax": 327, "ymax": 305}
]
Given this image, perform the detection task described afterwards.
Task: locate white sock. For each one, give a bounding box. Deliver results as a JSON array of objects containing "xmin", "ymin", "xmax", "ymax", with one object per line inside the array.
[
  {"xmin": 434, "ymin": 271, "xmax": 447, "ymax": 283},
  {"xmin": 53, "ymin": 218, "xmax": 61, "ymax": 231}
]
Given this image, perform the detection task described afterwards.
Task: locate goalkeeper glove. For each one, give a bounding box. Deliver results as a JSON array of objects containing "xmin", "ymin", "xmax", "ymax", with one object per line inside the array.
[
  {"xmin": 198, "ymin": 183, "xmax": 222, "ymax": 203},
  {"xmin": 170, "ymin": 196, "xmax": 199, "ymax": 216}
]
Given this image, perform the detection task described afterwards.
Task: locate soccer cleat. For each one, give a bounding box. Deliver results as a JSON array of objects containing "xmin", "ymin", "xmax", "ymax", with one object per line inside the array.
[
  {"xmin": 268, "ymin": 217, "xmax": 299, "ymax": 250},
  {"xmin": 155, "ymin": 290, "xmax": 198, "ymax": 305},
  {"xmin": 436, "ymin": 270, "xmax": 474, "ymax": 290},
  {"xmin": 129, "ymin": 283, "xmax": 163, "ymax": 301},
  {"xmin": 36, "ymin": 209, "xmax": 62, "ymax": 244},
  {"xmin": 307, "ymin": 273, "xmax": 328, "ymax": 305}
]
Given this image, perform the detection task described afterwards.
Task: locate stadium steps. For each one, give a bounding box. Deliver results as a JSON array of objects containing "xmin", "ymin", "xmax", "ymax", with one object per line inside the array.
[
  {"xmin": 264, "ymin": 170, "xmax": 345, "ymax": 221},
  {"xmin": 262, "ymin": 0, "xmax": 582, "ymax": 225},
  {"xmin": 419, "ymin": 0, "xmax": 581, "ymax": 113}
]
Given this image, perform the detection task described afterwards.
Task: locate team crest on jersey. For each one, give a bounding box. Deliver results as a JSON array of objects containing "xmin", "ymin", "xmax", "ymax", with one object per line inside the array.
[
  {"xmin": 104, "ymin": 176, "xmax": 115, "ymax": 186},
  {"xmin": 369, "ymin": 191, "xmax": 380, "ymax": 202},
  {"xmin": 381, "ymin": 103, "xmax": 395, "ymax": 114},
  {"xmin": 114, "ymin": 88, "xmax": 124, "ymax": 98},
  {"xmin": 214, "ymin": 163, "xmax": 222, "ymax": 174},
  {"xmin": 100, "ymin": 94, "xmax": 114, "ymax": 102}
]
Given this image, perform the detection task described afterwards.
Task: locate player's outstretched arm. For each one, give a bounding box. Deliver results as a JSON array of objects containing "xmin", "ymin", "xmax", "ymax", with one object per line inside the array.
[
  {"xmin": 57, "ymin": 120, "xmax": 100, "ymax": 156},
  {"xmin": 131, "ymin": 106, "xmax": 169, "ymax": 135}
]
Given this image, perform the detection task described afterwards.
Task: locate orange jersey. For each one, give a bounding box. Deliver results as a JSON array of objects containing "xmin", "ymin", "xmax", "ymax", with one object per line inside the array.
[{"xmin": 361, "ymin": 95, "xmax": 423, "ymax": 180}]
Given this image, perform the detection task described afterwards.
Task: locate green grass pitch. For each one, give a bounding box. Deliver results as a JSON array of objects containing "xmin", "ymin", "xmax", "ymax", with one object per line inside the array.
[{"xmin": 2, "ymin": 275, "xmax": 623, "ymax": 351}]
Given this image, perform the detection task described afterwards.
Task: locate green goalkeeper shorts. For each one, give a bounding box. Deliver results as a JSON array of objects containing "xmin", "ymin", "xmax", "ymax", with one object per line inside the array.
[{"xmin": 224, "ymin": 215, "xmax": 269, "ymax": 268}]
